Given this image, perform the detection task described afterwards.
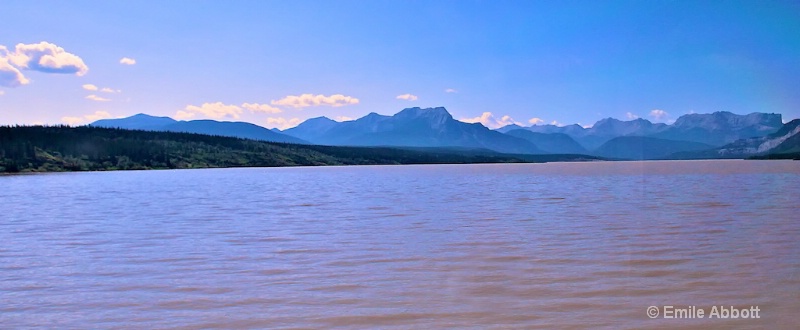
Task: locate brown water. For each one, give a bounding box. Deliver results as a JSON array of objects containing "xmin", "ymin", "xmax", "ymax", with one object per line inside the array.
[{"xmin": 2, "ymin": 160, "xmax": 799, "ymax": 329}]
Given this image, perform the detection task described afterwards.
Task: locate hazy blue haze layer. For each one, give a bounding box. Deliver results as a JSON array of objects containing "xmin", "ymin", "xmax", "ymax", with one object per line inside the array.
[{"xmin": 2, "ymin": 160, "xmax": 799, "ymax": 329}]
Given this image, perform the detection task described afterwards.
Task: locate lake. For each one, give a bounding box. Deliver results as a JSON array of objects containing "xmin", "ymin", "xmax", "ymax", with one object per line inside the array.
[{"xmin": 2, "ymin": 160, "xmax": 799, "ymax": 329}]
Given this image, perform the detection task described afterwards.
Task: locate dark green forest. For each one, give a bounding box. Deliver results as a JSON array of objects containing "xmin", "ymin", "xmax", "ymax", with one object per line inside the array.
[
  {"xmin": 749, "ymin": 153, "xmax": 800, "ymax": 160},
  {"xmin": 0, "ymin": 126, "xmax": 597, "ymax": 173}
]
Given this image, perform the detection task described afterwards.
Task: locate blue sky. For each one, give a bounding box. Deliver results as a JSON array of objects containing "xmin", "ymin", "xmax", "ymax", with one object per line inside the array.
[{"xmin": 1, "ymin": 0, "xmax": 799, "ymax": 129}]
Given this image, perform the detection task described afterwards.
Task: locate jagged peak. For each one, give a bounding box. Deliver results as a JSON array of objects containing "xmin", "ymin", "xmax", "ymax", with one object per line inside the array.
[
  {"xmin": 594, "ymin": 117, "xmax": 652, "ymax": 125},
  {"xmin": 593, "ymin": 117, "xmax": 620, "ymax": 125},
  {"xmin": 353, "ymin": 112, "xmax": 390, "ymax": 124},
  {"xmin": 395, "ymin": 106, "xmax": 453, "ymax": 120},
  {"xmin": 360, "ymin": 112, "xmax": 389, "ymax": 120},
  {"xmin": 500, "ymin": 123, "xmax": 524, "ymax": 129},
  {"xmin": 306, "ymin": 116, "xmax": 335, "ymax": 122},
  {"xmin": 673, "ymin": 111, "xmax": 783, "ymax": 128}
]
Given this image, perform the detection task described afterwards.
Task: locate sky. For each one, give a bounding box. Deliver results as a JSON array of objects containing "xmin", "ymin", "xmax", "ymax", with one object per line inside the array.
[{"xmin": 1, "ymin": 0, "xmax": 799, "ymax": 129}]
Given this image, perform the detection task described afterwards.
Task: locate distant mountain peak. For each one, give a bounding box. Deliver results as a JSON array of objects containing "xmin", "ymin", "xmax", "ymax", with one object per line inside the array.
[
  {"xmin": 358, "ymin": 112, "xmax": 390, "ymax": 124},
  {"xmin": 281, "ymin": 106, "xmax": 542, "ymax": 154},
  {"xmin": 395, "ymin": 106, "xmax": 453, "ymax": 119},
  {"xmin": 593, "ymin": 117, "xmax": 653, "ymax": 127},
  {"xmin": 500, "ymin": 123, "xmax": 524, "ymax": 131},
  {"xmin": 130, "ymin": 113, "xmax": 171, "ymax": 119},
  {"xmin": 306, "ymin": 116, "xmax": 336, "ymax": 123},
  {"xmin": 595, "ymin": 117, "xmax": 620, "ymax": 123},
  {"xmin": 90, "ymin": 113, "xmax": 306, "ymax": 144},
  {"xmin": 672, "ymin": 111, "xmax": 782, "ymax": 130},
  {"xmin": 393, "ymin": 107, "xmax": 454, "ymax": 130},
  {"xmin": 91, "ymin": 113, "xmax": 177, "ymax": 130}
]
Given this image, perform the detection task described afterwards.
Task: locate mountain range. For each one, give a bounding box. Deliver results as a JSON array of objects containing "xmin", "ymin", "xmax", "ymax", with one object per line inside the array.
[
  {"xmin": 91, "ymin": 114, "xmax": 307, "ymax": 144},
  {"xmin": 282, "ymin": 107, "xmax": 542, "ymax": 154},
  {"xmin": 672, "ymin": 119, "xmax": 800, "ymax": 159},
  {"xmin": 497, "ymin": 111, "xmax": 783, "ymax": 149},
  {"xmin": 594, "ymin": 137, "xmax": 713, "ymax": 160},
  {"xmin": 502, "ymin": 129, "xmax": 588, "ymax": 154},
  {"xmin": 90, "ymin": 108, "xmax": 797, "ymax": 160}
]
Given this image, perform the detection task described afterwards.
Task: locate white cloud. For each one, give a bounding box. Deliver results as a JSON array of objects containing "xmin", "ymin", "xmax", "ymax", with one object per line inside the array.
[
  {"xmin": 7, "ymin": 42, "xmax": 88, "ymax": 76},
  {"xmin": 1, "ymin": 42, "xmax": 86, "ymax": 87},
  {"xmin": 241, "ymin": 102, "xmax": 282, "ymax": 114},
  {"xmin": 84, "ymin": 111, "xmax": 112, "ymax": 121},
  {"xmin": 444, "ymin": 88, "xmax": 457, "ymax": 93},
  {"xmin": 265, "ymin": 117, "xmax": 302, "ymax": 130},
  {"xmin": 498, "ymin": 115, "xmax": 520, "ymax": 127},
  {"xmin": 396, "ymin": 93, "xmax": 418, "ymax": 101},
  {"xmin": 460, "ymin": 112, "xmax": 494, "ymax": 126},
  {"xmin": 649, "ymin": 109, "xmax": 669, "ymax": 121},
  {"xmin": 60, "ymin": 111, "xmax": 113, "ymax": 126},
  {"xmin": 0, "ymin": 56, "xmax": 30, "ymax": 87},
  {"xmin": 0, "ymin": 90, "xmax": 4, "ymax": 96},
  {"xmin": 271, "ymin": 93, "xmax": 359, "ymax": 108},
  {"xmin": 174, "ymin": 110, "xmax": 196, "ymax": 120},
  {"xmin": 550, "ymin": 120, "xmax": 565, "ymax": 127},
  {"xmin": 626, "ymin": 112, "xmax": 639, "ymax": 119},
  {"xmin": 61, "ymin": 116, "xmax": 83, "ymax": 126},
  {"xmin": 84, "ymin": 84, "xmax": 119, "ymax": 93},
  {"xmin": 460, "ymin": 112, "xmax": 522, "ymax": 129},
  {"xmin": 86, "ymin": 94, "xmax": 111, "ymax": 102},
  {"xmin": 120, "ymin": 57, "xmax": 136, "ymax": 65},
  {"xmin": 335, "ymin": 116, "xmax": 354, "ymax": 122},
  {"xmin": 182, "ymin": 102, "xmax": 243, "ymax": 119},
  {"xmin": 528, "ymin": 117, "xmax": 544, "ymax": 125}
]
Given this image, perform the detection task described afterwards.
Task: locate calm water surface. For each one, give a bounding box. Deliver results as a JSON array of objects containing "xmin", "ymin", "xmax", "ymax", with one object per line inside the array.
[{"xmin": 2, "ymin": 160, "xmax": 799, "ymax": 329}]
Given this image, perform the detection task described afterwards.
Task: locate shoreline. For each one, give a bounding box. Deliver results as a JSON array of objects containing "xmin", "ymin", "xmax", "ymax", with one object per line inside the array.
[{"xmin": 5, "ymin": 158, "xmax": 799, "ymax": 176}]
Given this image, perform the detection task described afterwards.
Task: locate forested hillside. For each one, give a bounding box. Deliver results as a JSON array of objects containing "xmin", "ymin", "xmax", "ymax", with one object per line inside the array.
[{"xmin": 0, "ymin": 125, "xmax": 564, "ymax": 172}]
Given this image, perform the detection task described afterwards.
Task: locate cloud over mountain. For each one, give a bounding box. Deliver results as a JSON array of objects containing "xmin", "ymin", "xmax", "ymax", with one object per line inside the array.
[
  {"xmin": 271, "ymin": 94, "xmax": 359, "ymax": 108},
  {"xmin": 649, "ymin": 109, "xmax": 669, "ymax": 120},
  {"xmin": 528, "ymin": 117, "xmax": 544, "ymax": 124},
  {"xmin": 180, "ymin": 102, "xmax": 243, "ymax": 119},
  {"xmin": 460, "ymin": 112, "xmax": 521, "ymax": 129},
  {"xmin": 61, "ymin": 111, "xmax": 112, "ymax": 125},
  {"xmin": 266, "ymin": 117, "xmax": 302, "ymax": 130},
  {"xmin": 396, "ymin": 93, "xmax": 418, "ymax": 101},
  {"xmin": 242, "ymin": 103, "xmax": 282, "ymax": 114},
  {"xmin": 176, "ymin": 101, "xmax": 294, "ymax": 121}
]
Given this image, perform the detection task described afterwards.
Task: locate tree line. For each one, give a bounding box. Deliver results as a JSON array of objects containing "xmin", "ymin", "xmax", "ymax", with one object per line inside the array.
[{"xmin": 0, "ymin": 125, "xmax": 545, "ymax": 173}]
